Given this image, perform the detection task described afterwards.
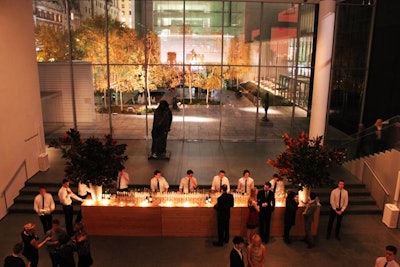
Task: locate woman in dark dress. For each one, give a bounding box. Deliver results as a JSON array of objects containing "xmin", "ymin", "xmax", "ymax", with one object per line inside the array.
[
  {"xmin": 57, "ymin": 233, "xmax": 76, "ymax": 267},
  {"xmin": 246, "ymin": 188, "xmax": 260, "ymax": 245},
  {"xmin": 20, "ymin": 223, "xmax": 50, "ymax": 267},
  {"xmin": 283, "ymin": 190, "xmax": 299, "ymax": 244},
  {"xmin": 72, "ymin": 222, "xmax": 93, "ymax": 267}
]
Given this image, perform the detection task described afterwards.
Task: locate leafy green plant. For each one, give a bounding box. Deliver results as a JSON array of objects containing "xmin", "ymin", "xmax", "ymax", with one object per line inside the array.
[
  {"xmin": 48, "ymin": 129, "xmax": 128, "ymax": 186},
  {"xmin": 267, "ymin": 131, "xmax": 346, "ymax": 189}
]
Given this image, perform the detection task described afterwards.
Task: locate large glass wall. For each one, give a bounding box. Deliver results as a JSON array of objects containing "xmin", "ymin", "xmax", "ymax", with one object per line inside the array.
[
  {"xmin": 38, "ymin": 0, "xmax": 318, "ymax": 142},
  {"xmin": 327, "ymin": 1, "xmax": 374, "ymax": 135}
]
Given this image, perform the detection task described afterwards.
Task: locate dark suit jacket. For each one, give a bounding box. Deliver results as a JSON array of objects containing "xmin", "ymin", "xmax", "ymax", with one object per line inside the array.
[
  {"xmin": 230, "ymin": 248, "xmax": 245, "ymax": 267},
  {"xmin": 257, "ymin": 189, "xmax": 275, "ymax": 213},
  {"xmin": 214, "ymin": 192, "xmax": 234, "ymax": 219}
]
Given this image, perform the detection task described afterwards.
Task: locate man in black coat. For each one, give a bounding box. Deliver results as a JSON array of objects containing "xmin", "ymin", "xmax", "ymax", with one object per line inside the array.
[
  {"xmin": 257, "ymin": 182, "xmax": 275, "ymax": 243},
  {"xmin": 230, "ymin": 236, "xmax": 245, "ymax": 267},
  {"xmin": 213, "ymin": 184, "xmax": 234, "ymax": 246}
]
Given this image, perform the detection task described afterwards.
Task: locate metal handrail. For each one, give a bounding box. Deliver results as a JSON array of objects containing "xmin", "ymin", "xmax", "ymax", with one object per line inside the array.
[
  {"xmin": 362, "ymin": 159, "xmax": 389, "ymax": 197},
  {"xmin": 1, "ymin": 160, "xmax": 27, "ymax": 209}
]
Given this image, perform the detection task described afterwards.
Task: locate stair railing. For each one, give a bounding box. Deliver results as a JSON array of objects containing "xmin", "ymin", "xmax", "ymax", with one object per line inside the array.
[
  {"xmin": 1, "ymin": 160, "xmax": 28, "ymax": 210},
  {"xmin": 333, "ymin": 115, "xmax": 400, "ymax": 161},
  {"xmin": 362, "ymin": 159, "xmax": 389, "ymax": 210}
]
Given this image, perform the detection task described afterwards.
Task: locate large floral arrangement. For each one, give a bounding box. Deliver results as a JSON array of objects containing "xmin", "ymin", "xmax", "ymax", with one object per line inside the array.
[
  {"xmin": 267, "ymin": 131, "xmax": 346, "ymax": 189},
  {"xmin": 49, "ymin": 129, "xmax": 128, "ymax": 186}
]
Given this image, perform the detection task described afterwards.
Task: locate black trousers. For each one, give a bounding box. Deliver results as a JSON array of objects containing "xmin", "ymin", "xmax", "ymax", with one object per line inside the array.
[
  {"xmin": 259, "ymin": 209, "xmax": 272, "ymax": 242},
  {"xmin": 283, "ymin": 224, "xmax": 292, "ymax": 241},
  {"xmin": 62, "ymin": 205, "xmax": 74, "ymax": 236},
  {"xmin": 327, "ymin": 208, "xmax": 344, "ymax": 237},
  {"xmin": 217, "ymin": 217, "xmax": 230, "ymax": 243},
  {"xmin": 39, "ymin": 214, "xmax": 52, "ymax": 233}
]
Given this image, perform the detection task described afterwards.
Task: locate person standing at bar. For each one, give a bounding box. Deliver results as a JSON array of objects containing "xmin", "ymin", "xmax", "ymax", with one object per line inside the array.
[
  {"xmin": 303, "ymin": 192, "xmax": 318, "ymax": 248},
  {"xmin": 257, "ymin": 182, "xmax": 275, "ymax": 243},
  {"xmin": 213, "ymin": 184, "xmax": 234, "ymax": 246},
  {"xmin": 75, "ymin": 181, "xmax": 91, "ymax": 223},
  {"xmin": 115, "ymin": 167, "xmax": 130, "ymax": 192},
  {"xmin": 211, "ymin": 170, "xmax": 230, "ymax": 193},
  {"xmin": 150, "ymin": 170, "xmax": 169, "ymax": 193},
  {"xmin": 283, "ymin": 190, "xmax": 299, "ymax": 244},
  {"xmin": 326, "ymin": 179, "xmax": 348, "ymax": 240},
  {"xmin": 33, "ymin": 186, "xmax": 55, "ymax": 234},
  {"xmin": 237, "ymin": 170, "xmax": 254, "ymax": 194},
  {"xmin": 179, "ymin": 170, "xmax": 198, "ymax": 193},
  {"xmin": 58, "ymin": 179, "xmax": 83, "ymax": 236}
]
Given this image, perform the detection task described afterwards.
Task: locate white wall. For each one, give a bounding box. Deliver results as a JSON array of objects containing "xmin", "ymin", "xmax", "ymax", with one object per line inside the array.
[
  {"xmin": 0, "ymin": 0, "xmax": 45, "ymax": 219},
  {"xmin": 344, "ymin": 149, "xmax": 400, "ymax": 209},
  {"xmin": 38, "ymin": 62, "xmax": 95, "ymax": 123}
]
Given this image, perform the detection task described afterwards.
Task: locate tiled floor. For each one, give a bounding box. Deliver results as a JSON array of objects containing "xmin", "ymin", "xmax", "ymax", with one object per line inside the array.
[{"xmin": 1, "ymin": 139, "xmax": 400, "ymax": 267}]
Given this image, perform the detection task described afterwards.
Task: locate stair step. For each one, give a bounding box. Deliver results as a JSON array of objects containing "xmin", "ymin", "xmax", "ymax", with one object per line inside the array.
[
  {"xmin": 8, "ymin": 203, "xmax": 80, "ymax": 215},
  {"xmin": 320, "ymin": 205, "xmax": 382, "ymax": 215}
]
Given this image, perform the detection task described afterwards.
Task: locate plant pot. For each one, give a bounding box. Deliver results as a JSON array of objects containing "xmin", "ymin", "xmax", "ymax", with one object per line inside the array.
[{"xmin": 90, "ymin": 184, "xmax": 103, "ymax": 202}]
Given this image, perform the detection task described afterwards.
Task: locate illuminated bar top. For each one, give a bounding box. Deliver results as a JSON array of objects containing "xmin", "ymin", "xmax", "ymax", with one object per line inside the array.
[{"xmin": 82, "ymin": 190, "xmax": 287, "ymax": 208}]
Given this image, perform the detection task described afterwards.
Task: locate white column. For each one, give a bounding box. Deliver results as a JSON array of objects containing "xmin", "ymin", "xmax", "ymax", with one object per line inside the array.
[{"xmin": 308, "ymin": 0, "xmax": 336, "ymax": 142}]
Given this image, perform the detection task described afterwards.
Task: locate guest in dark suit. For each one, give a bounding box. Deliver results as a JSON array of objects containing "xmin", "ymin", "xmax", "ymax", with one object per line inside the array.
[
  {"xmin": 230, "ymin": 236, "xmax": 245, "ymax": 267},
  {"xmin": 213, "ymin": 184, "xmax": 234, "ymax": 246},
  {"xmin": 257, "ymin": 182, "xmax": 275, "ymax": 243},
  {"xmin": 284, "ymin": 190, "xmax": 299, "ymax": 244}
]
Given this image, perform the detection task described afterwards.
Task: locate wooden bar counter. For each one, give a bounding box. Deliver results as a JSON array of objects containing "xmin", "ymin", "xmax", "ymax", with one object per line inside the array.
[{"xmin": 81, "ymin": 199, "xmax": 320, "ymax": 237}]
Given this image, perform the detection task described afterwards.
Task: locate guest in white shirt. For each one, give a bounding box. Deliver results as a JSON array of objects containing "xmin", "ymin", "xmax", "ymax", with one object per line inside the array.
[
  {"xmin": 58, "ymin": 178, "xmax": 83, "ymax": 236},
  {"xmin": 150, "ymin": 170, "xmax": 169, "ymax": 193},
  {"xmin": 236, "ymin": 170, "xmax": 254, "ymax": 194},
  {"xmin": 375, "ymin": 245, "xmax": 400, "ymax": 267},
  {"xmin": 179, "ymin": 170, "xmax": 198, "ymax": 193},
  {"xmin": 33, "ymin": 186, "xmax": 55, "ymax": 233},
  {"xmin": 211, "ymin": 170, "xmax": 230, "ymax": 193},
  {"xmin": 326, "ymin": 179, "xmax": 348, "ymax": 240}
]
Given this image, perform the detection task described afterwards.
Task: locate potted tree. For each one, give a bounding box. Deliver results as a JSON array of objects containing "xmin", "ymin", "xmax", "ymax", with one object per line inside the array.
[
  {"xmin": 49, "ymin": 129, "xmax": 128, "ymax": 201},
  {"xmin": 267, "ymin": 131, "xmax": 346, "ymax": 203}
]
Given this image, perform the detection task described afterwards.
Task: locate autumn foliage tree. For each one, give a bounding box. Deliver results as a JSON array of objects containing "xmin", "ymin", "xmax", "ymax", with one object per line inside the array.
[
  {"xmin": 267, "ymin": 131, "xmax": 346, "ymax": 189},
  {"xmin": 226, "ymin": 37, "xmax": 250, "ymax": 90},
  {"xmin": 35, "ymin": 26, "xmax": 70, "ymax": 62}
]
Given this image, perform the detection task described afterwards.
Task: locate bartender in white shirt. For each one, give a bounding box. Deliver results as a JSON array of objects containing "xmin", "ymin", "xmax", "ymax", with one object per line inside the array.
[
  {"xmin": 179, "ymin": 170, "xmax": 198, "ymax": 193},
  {"xmin": 33, "ymin": 186, "xmax": 55, "ymax": 233},
  {"xmin": 211, "ymin": 170, "xmax": 230, "ymax": 193},
  {"xmin": 150, "ymin": 170, "xmax": 170, "ymax": 193},
  {"xmin": 58, "ymin": 178, "xmax": 83, "ymax": 236}
]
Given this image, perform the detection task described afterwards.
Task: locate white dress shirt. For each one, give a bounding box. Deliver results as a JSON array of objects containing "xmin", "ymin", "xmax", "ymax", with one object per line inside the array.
[
  {"xmin": 58, "ymin": 186, "xmax": 83, "ymax": 206},
  {"xmin": 237, "ymin": 177, "xmax": 254, "ymax": 194},
  {"xmin": 330, "ymin": 187, "xmax": 349, "ymax": 211},
  {"xmin": 211, "ymin": 175, "xmax": 230, "ymax": 192},
  {"xmin": 179, "ymin": 176, "xmax": 198, "ymax": 193},
  {"xmin": 117, "ymin": 170, "xmax": 130, "ymax": 190},
  {"xmin": 33, "ymin": 193, "xmax": 55, "ymax": 215},
  {"xmin": 150, "ymin": 176, "xmax": 169, "ymax": 193},
  {"xmin": 375, "ymin": 257, "xmax": 400, "ymax": 267}
]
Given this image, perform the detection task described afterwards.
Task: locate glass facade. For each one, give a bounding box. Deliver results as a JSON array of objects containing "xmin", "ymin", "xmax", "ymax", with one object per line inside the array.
[{"xmin": 37, "ymin": 0, "xmax": 373, "ymax": 143}]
